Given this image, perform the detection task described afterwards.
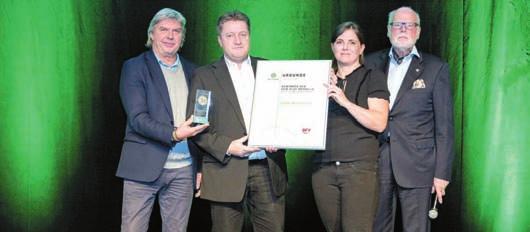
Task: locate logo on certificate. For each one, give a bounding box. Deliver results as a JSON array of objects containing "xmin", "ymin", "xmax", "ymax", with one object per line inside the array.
[{"xmin": 302, "ymin": 128, "xmax": 311, "ymax": 134}]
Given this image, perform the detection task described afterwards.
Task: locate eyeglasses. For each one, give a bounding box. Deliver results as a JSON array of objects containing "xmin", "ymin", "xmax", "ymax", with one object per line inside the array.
[{"xmin": 389, "ymin": 22, "xmax": 419, "ymax": 30}]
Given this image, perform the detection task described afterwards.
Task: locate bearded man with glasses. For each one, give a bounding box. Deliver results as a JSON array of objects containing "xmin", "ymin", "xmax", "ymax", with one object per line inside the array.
[{"xmin": 365, "ymin": 6, "xmax": 455, "ymax": 232}]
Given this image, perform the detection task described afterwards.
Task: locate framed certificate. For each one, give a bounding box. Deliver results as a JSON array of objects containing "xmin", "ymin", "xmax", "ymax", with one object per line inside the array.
[{"xmin": 248, "ymin": 60, "xmax": 331, "ymax": 150}]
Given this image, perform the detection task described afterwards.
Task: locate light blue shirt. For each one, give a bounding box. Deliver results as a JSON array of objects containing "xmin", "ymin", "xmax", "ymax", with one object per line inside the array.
[
  {"xmin": 167, "ymin": 140, "xmax": 192, "ymax": 168},
  {"xmin": 387, "ymin": 46, "xmax": 420, "ymax": 109},
  {"xmin": 247, "ymin": 149, "xmax": 267, "ymax": 160},
  {"xmin": 156, "ymin": 54, "xmax": 180, "ymax": 72}
]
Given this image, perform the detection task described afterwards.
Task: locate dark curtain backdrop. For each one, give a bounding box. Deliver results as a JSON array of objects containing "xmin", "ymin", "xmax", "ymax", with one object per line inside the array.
[{"xmin": 1, "ymin": 0, "xmax": 528, "ymax": 231}]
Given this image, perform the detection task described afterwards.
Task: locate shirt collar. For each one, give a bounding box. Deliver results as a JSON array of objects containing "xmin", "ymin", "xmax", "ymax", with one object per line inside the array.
[
  {"xmin": 388, "ymin": 46, "xmax": 420, "ymax": 64},
  {"xmin": 154, "ymin": 52, "xmax": 180, "ymax": 72},
  {"xmin": 224, "ymin": 55, "xmax": 251, "ymax": 68}
]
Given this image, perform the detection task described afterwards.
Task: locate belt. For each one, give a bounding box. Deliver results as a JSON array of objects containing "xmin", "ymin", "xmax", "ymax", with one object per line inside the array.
[{"xmin": 248, "ymin": 158, "xmax": 268, "ymax": 166}]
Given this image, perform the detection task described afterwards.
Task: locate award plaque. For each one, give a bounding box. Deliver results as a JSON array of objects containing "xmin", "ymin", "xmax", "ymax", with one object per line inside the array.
[{"xmin": 192, "ymin": 89, "xmax": 211, "ymax": 124}]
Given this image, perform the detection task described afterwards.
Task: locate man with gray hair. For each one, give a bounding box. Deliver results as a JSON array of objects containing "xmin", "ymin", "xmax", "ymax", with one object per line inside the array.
[
  {"xmin": 116, "ymin": 8, "xmax": 207, "ymax": 231},
  {"xmin": 365, "ymin": 6, "xmax": 454, "ymax": 232}
]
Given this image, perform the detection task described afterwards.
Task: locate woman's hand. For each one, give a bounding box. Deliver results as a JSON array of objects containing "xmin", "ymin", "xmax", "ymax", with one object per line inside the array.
[{"xmin": 328, "ymin": 83, "xmax": 350, "ymax": 107}]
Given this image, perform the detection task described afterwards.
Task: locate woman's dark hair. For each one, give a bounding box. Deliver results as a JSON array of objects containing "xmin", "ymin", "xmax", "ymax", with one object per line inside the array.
[{"xmin": 331, "ymin": 21, "xmax": 366, "ymax": 71}]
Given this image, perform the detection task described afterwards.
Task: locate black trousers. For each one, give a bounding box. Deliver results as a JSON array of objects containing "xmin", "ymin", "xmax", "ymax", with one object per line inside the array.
[
  {"xmin": 210, "ymin": 160, "xmax": 285, "ymax": 232},
  {"xmin": 373, "ymin": 142, "xmax": 431, "ymax": 232},
  {"xmin": 312, "ymin": 160, "xmax": 379, "ymax": 232}
]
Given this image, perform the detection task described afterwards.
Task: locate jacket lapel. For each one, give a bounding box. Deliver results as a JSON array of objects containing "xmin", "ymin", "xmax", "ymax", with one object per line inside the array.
[
  {"xmin": 145, "ymin": 50, "xmax": 173, "ymax": 118},
  {"xmin": 380, "ymin": 50, "xmax": 391, "ymax": 76},
  {"xmin": 251, "ymin": 57, "xmax": 258, "ymax": 77},
  {"xmin": 180, "ymin": 56, "xmax": 193, "ymax": 88},
  {"xmin": 212, "ymin": 58, "xmax": 246, "ymax": 130},
  {"xmin": 392, "ymin": 54, "xmax": 424, "ymax": 109}
]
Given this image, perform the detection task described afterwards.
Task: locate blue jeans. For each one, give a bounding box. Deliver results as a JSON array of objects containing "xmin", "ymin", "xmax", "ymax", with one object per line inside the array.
[{"xmin": 121, "ymin": 165, "xmax": 193, "ymax": 232}]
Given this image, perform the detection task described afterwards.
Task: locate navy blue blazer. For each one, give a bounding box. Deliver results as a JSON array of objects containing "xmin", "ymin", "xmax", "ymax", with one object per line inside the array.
[
  {"xmin": 365, "ymin": 49, "xmax": 455, "ymax": 188},
  {"xmin": 116, "ymin": 50, "xmax": 197, "ymax": 182}
]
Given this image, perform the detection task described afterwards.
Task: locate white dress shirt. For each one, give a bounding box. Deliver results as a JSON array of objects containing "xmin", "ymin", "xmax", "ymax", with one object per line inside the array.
[
  {"xmin": 387, "ymin": 46, "xmax": 420, "ymax": 109},
  {"xmin": 224, "ymin": 56, "xmax": 266, "ymax": 160}
]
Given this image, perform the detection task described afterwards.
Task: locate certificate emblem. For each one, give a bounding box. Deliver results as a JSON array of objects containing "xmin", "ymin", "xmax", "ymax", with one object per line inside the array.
[
  {"xmin": 269, "ymin": 72, "xmax": 278, "ymax": 80},
  {"xmin": 192, "ymin": 89, "xmax": 211, "ymax": 124}
]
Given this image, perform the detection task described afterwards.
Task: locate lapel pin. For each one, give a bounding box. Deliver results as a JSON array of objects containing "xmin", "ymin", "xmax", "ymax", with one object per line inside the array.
[{"xmin": 416, "ymin": 68, "xmax": 420, "ymax": 72}]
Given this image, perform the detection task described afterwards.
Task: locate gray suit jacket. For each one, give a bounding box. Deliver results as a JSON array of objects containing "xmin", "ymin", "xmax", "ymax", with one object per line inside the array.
[
  {"xmin": 365, "ymin": 49, "xmax": 454, "ymax": 188},
  {"xmin": 187, "ymin": 57, "xmax": 288, "ymax": 202},
  {"xmin": 116, "ymin": 50, "xmax": 197, "ymax": 182}
]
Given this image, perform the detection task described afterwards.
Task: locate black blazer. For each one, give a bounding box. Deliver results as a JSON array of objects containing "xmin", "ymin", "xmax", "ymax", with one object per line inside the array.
[
  {"xmin": 187, "ymin": 57, "xmax": 288, "ymax": 202},
  {"xmin": 365, "ymin": 49, "xmax": 454, "ymax": 188},
  {"xmin": 116, "ymin": 50, "xmax": 197, "ymax": 182}
]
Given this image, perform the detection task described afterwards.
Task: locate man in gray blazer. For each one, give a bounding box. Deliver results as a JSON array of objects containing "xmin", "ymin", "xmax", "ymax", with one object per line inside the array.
[
  {"xmin": 116, "ymin": 8, "xmax": 207, "ymax": 232},
  {"xmin": 365, "ymin": 6, "xmax": 455, "ymax": 232},
  {"xmin": 188, "ymin": 10, "xmax": 288, "ymax": 232}
]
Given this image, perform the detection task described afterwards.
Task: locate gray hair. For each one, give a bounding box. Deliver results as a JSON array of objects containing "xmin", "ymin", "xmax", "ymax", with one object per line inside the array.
[
  {"xmin": 145, "ymin": 8, "xmax": 186, "ymax": 48},
  {"xmin": 387, "ymin": 6, "xmax": 421, "ymax": 26},
  {"xmin": 216, "ymin": 10, "xmax": 250, "ymax": 35}
]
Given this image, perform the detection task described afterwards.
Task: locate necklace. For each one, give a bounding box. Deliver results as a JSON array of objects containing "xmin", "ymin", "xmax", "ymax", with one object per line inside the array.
[
  {"xmin": 337, "ymin": 70, "xmax": 348, "ymax": 92},
  {"xmin": 337, "ymin": 64, "xmax": 361, "ymax": 92},
  {"xmin": 338, "ymin": 78, "xmax": 347, "ymax": 92}
]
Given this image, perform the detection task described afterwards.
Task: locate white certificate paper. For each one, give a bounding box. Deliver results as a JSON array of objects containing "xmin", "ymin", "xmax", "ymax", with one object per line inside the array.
[{"xmin": 248, "ymin": 60, "xmax": 331, "ymax": 150}]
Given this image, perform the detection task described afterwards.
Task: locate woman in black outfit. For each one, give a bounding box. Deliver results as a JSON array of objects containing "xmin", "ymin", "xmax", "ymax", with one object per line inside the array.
[{"xmin": 312, "ymin": 21, "xmax": 389, "ymax": 232}]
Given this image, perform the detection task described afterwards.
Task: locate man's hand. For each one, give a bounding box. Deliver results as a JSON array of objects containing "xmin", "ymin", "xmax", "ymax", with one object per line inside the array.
[
  {"xmin": 227, "ymin": 136, "xmax": 260, "ymax": 157},
  {"xmin": 432, "ymin": 178, "xmax": 449, "ymax": 204},
  {"xmin": 173, "ymin": 116, "xmax": 208, "ymax": 141},
  {"xmin": 194, "ymin": 172, "xmax": 202, "ymax": 198}
]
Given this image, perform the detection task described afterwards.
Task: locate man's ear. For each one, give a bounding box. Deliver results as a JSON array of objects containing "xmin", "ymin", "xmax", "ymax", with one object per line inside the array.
[{"xmin": 217, "ymin": 36, "xmax": 223, "ymax": 48}]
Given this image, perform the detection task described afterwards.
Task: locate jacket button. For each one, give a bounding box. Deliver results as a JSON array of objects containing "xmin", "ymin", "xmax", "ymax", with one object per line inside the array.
[{"xmin": 389, "ymin": 116, "xmax": 393, "ymax": 121}]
